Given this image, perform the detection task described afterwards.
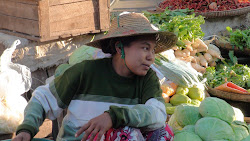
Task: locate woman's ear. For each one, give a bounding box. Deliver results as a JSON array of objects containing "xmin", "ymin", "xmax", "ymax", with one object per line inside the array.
[{"xmin": 115, "ymin": 41, "xmax": 122, "ymax": 55}]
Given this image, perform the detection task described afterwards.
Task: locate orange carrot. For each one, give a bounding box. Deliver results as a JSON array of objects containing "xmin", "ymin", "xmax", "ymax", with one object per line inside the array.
[{"xmin": 215, "ymin": 82, "xmax": 250, "ymax": 94}]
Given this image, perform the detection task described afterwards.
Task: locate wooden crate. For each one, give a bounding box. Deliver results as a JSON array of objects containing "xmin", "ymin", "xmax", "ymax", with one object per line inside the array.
[{"xmin": 0, "ymin": 0, "xmax": 110, "ymax": 42}]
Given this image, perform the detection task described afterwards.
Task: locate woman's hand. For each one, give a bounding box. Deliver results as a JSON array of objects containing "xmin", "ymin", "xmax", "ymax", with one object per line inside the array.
[
  {"xmin": 75, "ymin": 112, "xmax": 113, "ymax": 141},
  {"xmin": 12, "ymin": 132, "xmax": 31, "ymax": 141}
]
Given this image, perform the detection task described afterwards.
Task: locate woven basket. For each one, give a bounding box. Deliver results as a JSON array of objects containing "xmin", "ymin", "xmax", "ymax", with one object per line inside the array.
[
  {"xmin": 195, "ymin": 6, "xmax": 250, "ymax": 18},
  {"xmin": 214, "ymin": 38, "xmax": 250, "ymax": 56},
  {"xmin": 207, "ymin": 87, "xmax": 250, "ymax": 103}
]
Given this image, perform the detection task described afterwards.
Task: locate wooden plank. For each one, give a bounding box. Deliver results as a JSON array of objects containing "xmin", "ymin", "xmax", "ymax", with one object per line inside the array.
[
  {"xmin": 0, "ymin": 0, "xmax": 38, "ymax": 20},
  {"xmin": 39, "ymin": 0, "xmax": 50, "ymax": 40},
  {"xmin": 49, "ymin": 0, "xmax": 95, "ymax": 22},
  {"xmin": 99, "ymin": 0, "xmax": 109, "ymax": 30},
  {"xmin": 0, "ymin": 14, "xmax": 39, "ymax": 36},
  {"xmin": 8, "ymin": 0, "xmax": 39, "ymax": 5},
  {"xmin": 0, "ymin": 29, "xmax": 40, "ymax": 41},
  {"xmin": 49, "ymin": 14, "xmax": 96, "ymax": 37},
  {"xmin": 49, "ymin": 0, "xmax": 90, "ymax": 6},
  {"xmin": 49, "ymin": 0, "xmax": 98, "ymax": 37},
  {"xmin": 39, "ymin": 29, "xmax": 101, "ymax": 42}
]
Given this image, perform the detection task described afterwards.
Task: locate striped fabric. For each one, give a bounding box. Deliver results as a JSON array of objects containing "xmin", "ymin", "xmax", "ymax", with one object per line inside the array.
[{"xmin": 16, "ymin": 58, "xmax": 166, "ymax": 141}]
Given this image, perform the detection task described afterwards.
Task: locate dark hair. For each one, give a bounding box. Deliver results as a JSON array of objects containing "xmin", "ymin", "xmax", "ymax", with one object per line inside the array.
[
  {"xmin": 101, "ymin": 34, "xmax": 156, "ymax": 55},
  {"xmin": 101, "ymin": 36, "xmax": 140, "ymax": 55}
]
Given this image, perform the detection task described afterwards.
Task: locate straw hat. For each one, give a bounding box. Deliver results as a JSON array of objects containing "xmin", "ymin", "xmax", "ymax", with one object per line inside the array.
[{"xmin": 86, "ymin": 12, "xmax": 177, "ymax": 54}]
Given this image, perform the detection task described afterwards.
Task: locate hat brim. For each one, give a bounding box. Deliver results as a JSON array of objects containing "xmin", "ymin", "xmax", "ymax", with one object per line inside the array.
[{"xmin": 86, "ymin": 31, "xmax": 177, "ymax": 54}]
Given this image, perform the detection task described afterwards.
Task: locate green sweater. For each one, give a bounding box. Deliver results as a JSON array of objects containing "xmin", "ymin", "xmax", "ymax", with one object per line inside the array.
[{"xmin": 17, "ymin": 58, "xmax": 167, "ymax": 141}]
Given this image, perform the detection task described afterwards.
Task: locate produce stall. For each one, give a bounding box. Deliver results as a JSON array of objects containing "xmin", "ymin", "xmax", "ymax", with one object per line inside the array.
[
  {"xmin": 0, "ymin": 0, "xmax": 250, "ymax": 140},
  {"xmin": 143, "ymin": 1, "xmax": 250, "ymax": 140}
]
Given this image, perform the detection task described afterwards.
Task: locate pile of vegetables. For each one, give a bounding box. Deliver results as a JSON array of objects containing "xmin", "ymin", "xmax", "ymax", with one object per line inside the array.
[
  {"xmin": 154, "ymin": 56, "xmax": 206, "ymax": 115},
  {"xmin": 171, "ymin": 37, "xmax": 224, "ymax": 73},
  {"xmin": 144, "ymin": 9, "xmax": 224, "ymax": 73},
  {"xmin": 144, "ymin": 8, "xmax": 205, "ymax": 47},
  {"xmin": 164, "ymin": 85, "xmax": 205, "ymax": 115},
  {"xmin": 226, "ymin": 26, "xmax": 250, "ymax": 50},
  {"xmin": 169, "ymin": 97, "xmax": 250, "ymax": 141},
  {"xmin": 159, "ymin": 0, "xmax": 250, "ymax": 13},
  {"xmin": 203, "ymin": 63, "xmax": 250, "ymax": 89}
]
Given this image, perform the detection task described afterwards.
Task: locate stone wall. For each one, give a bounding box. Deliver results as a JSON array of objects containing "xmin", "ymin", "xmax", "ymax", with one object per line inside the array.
[{"xmin": 201, "ymin": 13, "xmax": 249, "ymax": 37}]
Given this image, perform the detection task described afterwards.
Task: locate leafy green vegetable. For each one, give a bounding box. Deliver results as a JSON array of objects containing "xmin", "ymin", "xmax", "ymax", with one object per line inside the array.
[
  {"xmin": 226, "ymin": 26, "xmax": 250, "ymax": 50},
  {"xmin": 203, "ymin": 63, "xmax": 250, "ymax": 89},
  {"xmin": 182, "ymin": 125, "xmax": 195, "ymax": 133},
  {"xmin": 175, "ymin": 104, "xmax": 202, "ymax": 127},
  {"xmin": 231, "ymin": 121, "xmax": 249, "ymax": 141},
  {"xmin": 159, "ymin": 14, "xmax": 205, "ymax": 47},
  {"xmin": 228, "ymin": 50, "xmax": 237, "ymax": 65},
  {"xmin": 174, "ymin": 131, "xmax": 202, "ymax": 141},
  {"xmin": 143, "ymin": 8, "xmax": 193, "ymax": 27},
  {"xmin": 143, "ymin": 8, "xmax": 205, "ymax": 48},
  {"xmin": 199, "ymin": 97, "xmax": 235, "ymax": 124},
  {"xmin": 195, "ymin": 117, "xmax": 235, "ymax": 141}
]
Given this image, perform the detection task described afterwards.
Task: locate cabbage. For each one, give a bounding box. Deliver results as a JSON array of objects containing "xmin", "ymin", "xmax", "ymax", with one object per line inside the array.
[
  {"xmin": 182, "ymin": 125, "xmax": 195, "ymax": 133},
  {"xmin": 69, "ymin": 45, "xmax": 99, "ymax": 65},
  {"xmin": 231, "ymin": 121, "xmax": 249, "ymax": 141},
  {"xmin": 176, "ymin": 86, "xmax": 189, "ymax": 95},
  {"xmin": 199, "ymin": 97, "xmax": 235, "ymax": 123},
  {"xmin": 187, "ymin": 86, "xmax": 205, "ymax": 101},
  {"xmin": 174, "ymin": 131, "xmax": 202, "ymax": 141},
  {"xmin": 195, "ymin": 117, "xmax": 235, "ymax": 141},
  {"xmin": 168, "ymin": 113, "xmax": 183, "ymax": 134},
  {"xmin": 54, "ymin": 63, "xmax": 71, "ymax": 77},
  {"xmin": 170, "ymin": 94, "xmax": 191, "ymax": 106},
  {"xmin": 175, "ymin": 104, "xmax": 201, "ymax": 127},
  {"xmin": 241, "ymin": 135, "xmax": 250, "ymax": 141},
  {"xmin": 232, "ymin": 106, "xmax": 244, "ymax": 122}
]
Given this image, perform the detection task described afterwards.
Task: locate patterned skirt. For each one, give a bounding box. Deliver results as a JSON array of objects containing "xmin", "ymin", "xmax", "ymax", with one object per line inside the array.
[{"xmin": 87, "ymin": 124, "xmax": 174, "ymax": 141}]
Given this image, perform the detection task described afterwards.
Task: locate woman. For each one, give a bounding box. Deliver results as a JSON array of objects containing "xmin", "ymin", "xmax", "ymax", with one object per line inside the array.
[{"xmin": 13, "ymin": 12, "xmax": 177, "ymax": 141}]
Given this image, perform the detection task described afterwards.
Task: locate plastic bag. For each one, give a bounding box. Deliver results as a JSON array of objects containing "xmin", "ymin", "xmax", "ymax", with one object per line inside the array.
[{"xmin": 0, "ymin": 40, "xmax": 31, "ymax": 134}]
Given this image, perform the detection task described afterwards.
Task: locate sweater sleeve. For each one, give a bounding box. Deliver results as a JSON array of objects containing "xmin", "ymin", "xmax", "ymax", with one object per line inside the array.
[
  {"xmin": 106, "ymin": 70, "xmax": 166, "ymax": 131},
  {"xmin": 16, "ymin": 62, "xmax": 84, "ymax": 138}
]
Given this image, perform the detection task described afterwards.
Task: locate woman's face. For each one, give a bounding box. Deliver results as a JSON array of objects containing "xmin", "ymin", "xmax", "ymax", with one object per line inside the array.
[{"xmin": 123, "ymin": 37, "xmax": 156, "ymax": 76}]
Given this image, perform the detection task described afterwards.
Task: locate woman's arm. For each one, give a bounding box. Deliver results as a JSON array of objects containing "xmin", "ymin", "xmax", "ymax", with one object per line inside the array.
[
  {"xmin": 106, "ymin": 97, "xmax": 166, "ymax": 131},
  {"xmin": 15, "ymin": 84, "xmax": 64, "ymax": 138},
  {"xmin": 106, "ymin": 69, "xmax": 166, "ymax": 131},
  {"xmin": 15, "ymin": 62, "xmax": 84, "ymax": 138}
]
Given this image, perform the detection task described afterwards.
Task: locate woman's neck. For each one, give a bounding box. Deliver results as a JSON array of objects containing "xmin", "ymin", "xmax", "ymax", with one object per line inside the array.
[{"xmin": 112, "ymin": 55, "xmax": 134, "ymax": 78}]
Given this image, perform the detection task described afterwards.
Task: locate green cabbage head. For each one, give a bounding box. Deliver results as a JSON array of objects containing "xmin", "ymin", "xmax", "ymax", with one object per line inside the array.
[
  {"xmin": 195, "ymin": 117, "xmax": 235, "ymax": 141},
  {"xmin": 231, "ymin": 121, "xmax": 249, "ymax": 141},
  {"xmin": 168, "ymin": 113, "xmax": 183, "ymax": 134},
  {"xmin": 182, "ymin": 125, "xmax": 195, "ymax": 133},
  {"xmin": 241, "ymin": 135, "xmax": 250, "ymax": 141},
  {"xmin": 174, "ymin": 131, "xmax": 202, "ymax": 141},
  {"xmin": 199, "ymin": 97, "xmax": 235, "ymax": 123},
  {"xmin": 54, "ymin": 63, "xmax": 71, "ymax": 77},
  {"xmin": 69, "ymin": 45, "xmax": 98, "ymax": 65},
  {"xmin": 232, "ymin": 106, "xmax": 244, "ymax": 122},
  {"xmin": 175, "ymin": 104, "xmax": 201, "ymax": 127}
]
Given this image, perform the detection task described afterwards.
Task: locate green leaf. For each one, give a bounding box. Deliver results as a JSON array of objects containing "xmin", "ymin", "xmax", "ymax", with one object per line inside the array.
[{"xmin": 228, "ymin": 51, "xmax": 238, "ymax": 65}]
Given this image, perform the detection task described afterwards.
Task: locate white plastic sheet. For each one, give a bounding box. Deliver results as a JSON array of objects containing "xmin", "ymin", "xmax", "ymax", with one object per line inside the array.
[{"xmin": 0, "ymin": 40, "xmax": 31, "ymax": 134}]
